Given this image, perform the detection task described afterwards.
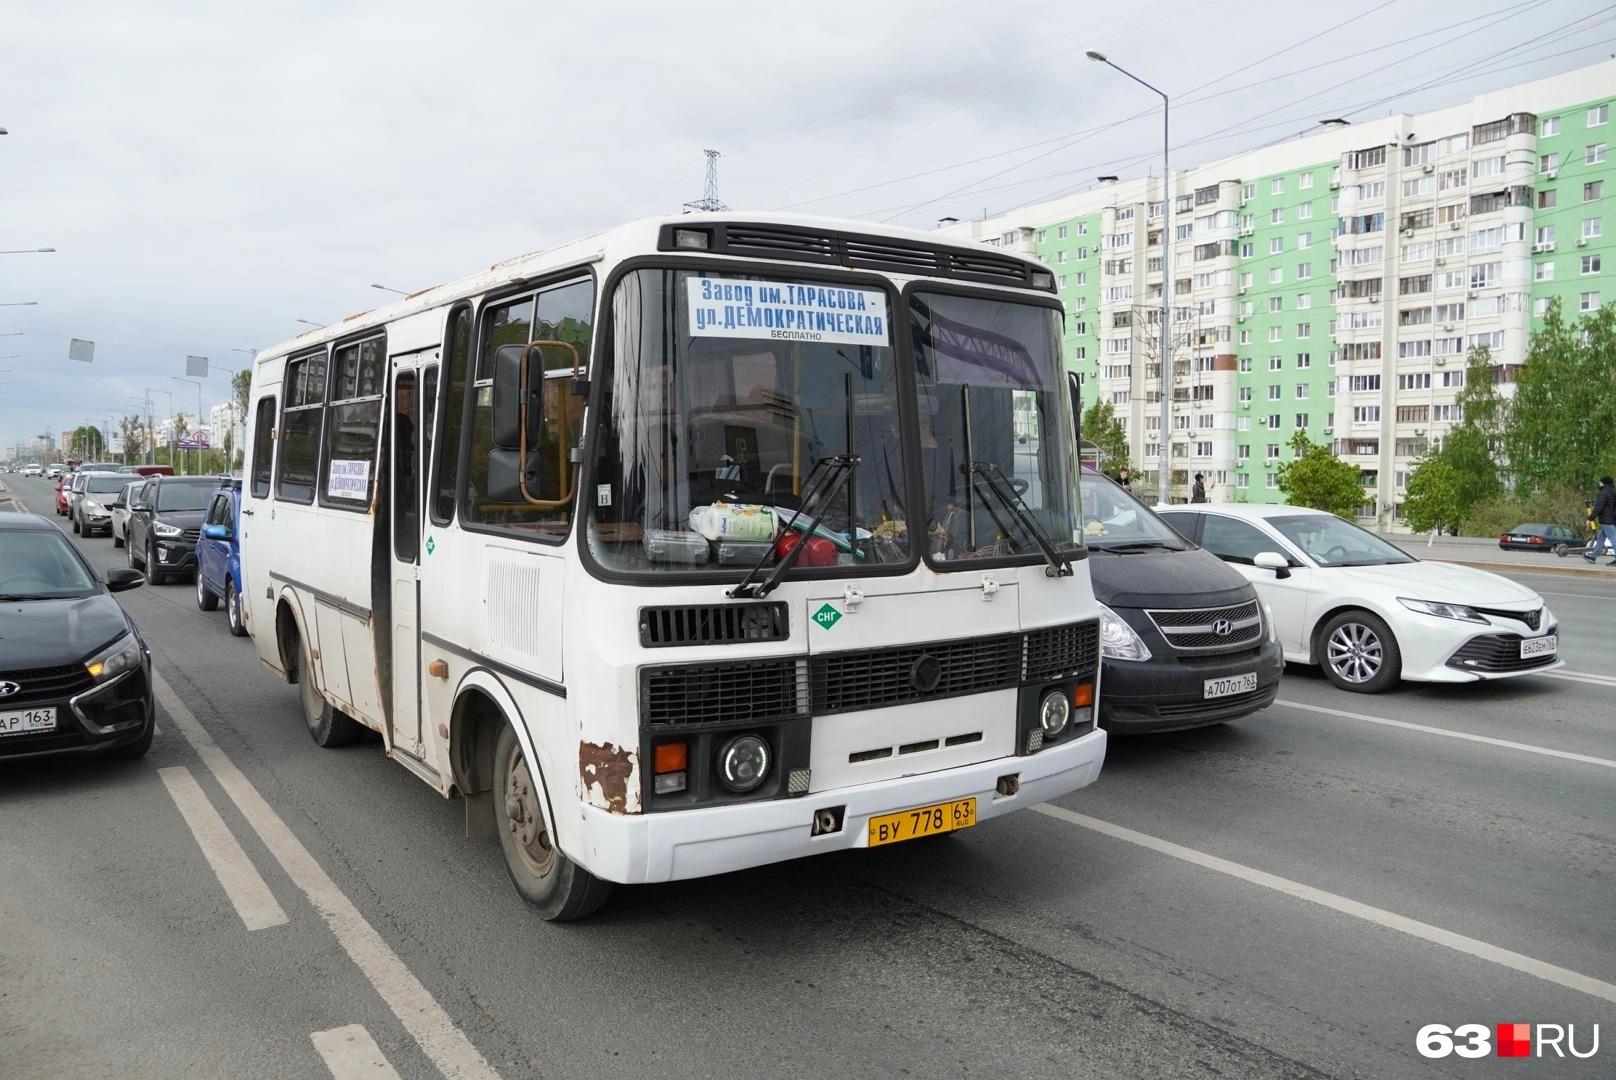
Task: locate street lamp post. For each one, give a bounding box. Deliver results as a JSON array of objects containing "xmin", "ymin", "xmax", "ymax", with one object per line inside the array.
[
  {"xmin": 144, "ymin": 388, "xmax": 173, "ymax": 468},
  {"xmin": 0, "ymin": 248, "xmax": 54, "ymax": 255},
  {"xmin": 1087, "ymin": 50, "xmax": 1172, "ymax": 503},
  {"xmin": 371, "ymin": 283, "xmax": 410, "ymax": 296}
]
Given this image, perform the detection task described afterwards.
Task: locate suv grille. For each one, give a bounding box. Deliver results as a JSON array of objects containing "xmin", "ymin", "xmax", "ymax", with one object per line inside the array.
[
  {"xmin": 1146, "ymin": 600, "xmax": 1263, "ymax": 652},
  {"xmin": 181, "ymin": 528, "xmax": 202, "ymax": 543},
  {"xmin": 0, "ymin": 662, "xmax": 95, "ymax": 707},
  {"xmin": 639, "ymin": 602, "xmax": 789, "ymax": 648},
  {"xmin": 640, "ymin": 658, "xmax": 807, "ymax": 728}
]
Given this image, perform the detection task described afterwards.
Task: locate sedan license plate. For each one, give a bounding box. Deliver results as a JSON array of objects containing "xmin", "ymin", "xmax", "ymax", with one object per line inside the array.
[
  {"xmin": 868, "ymin": 797, "xmax": 977, "ymax": 847},
  {"xmin": 0, "ymin": 707, "xmax": 57, "ymax": 737},
  {"xmin": 1520, "ymin": 635, "xmax": 1558, "ymax": 659},
  {"xmin": 1204, "ymin": 672, "xmax": 1259, "ymax": 699}
]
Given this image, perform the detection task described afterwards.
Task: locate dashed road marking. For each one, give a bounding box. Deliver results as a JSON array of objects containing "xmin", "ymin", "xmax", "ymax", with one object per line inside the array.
[
  {"xmin": 1034, "ymin": 803, "xmax": 1616, "ymax": 1006},
  {"xmin": 312, "ymin": 1025, "xmax": 403, "ymax": 1079},
  {"xmin": 158, "ymin": 765, "xmax": 288, "ymax": 930},
  {"xmin": 1275, "ymin": 698, "xmax": 1616, "ymax": 770},
  {"xmin": 153, "ymin": 670, "xmax": 500, "ymax": 1080}
]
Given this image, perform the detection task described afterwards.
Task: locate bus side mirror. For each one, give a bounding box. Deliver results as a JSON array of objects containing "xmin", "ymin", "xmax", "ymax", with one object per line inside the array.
[{"xmin": 488, "ymin": 343, "xmax": 545, "ymax": 503}]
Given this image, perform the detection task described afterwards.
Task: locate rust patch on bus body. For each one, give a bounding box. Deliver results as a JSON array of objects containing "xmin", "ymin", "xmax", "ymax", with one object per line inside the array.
[{"xmin": 580, "ymin": 741, "xmax": 636, "ymax": 814}]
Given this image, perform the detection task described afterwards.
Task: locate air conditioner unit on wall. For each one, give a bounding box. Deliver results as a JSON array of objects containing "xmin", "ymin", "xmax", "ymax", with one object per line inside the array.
[
  {"xmin": 1450, "ymin": 221, "xmax": 1462, "ymax": 230},
  {"xmin": 1422, "ymin": 164, "xmax": 1435, "ymax": 174},
  {"xmin": 1577, "ymin": 237, "xmax": 1589, "ymax": 247}
]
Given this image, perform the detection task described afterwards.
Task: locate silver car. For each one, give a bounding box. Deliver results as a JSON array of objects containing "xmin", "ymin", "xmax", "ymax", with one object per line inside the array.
[{"xmin": 111, "ymin": 479, "xmax": 143, "ymax": 548}]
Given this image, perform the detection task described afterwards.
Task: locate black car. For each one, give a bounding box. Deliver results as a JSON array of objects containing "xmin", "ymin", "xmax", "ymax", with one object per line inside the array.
[
  {"xmin": 125, "ymin": 475, "xmax": 230, "ymax": 584},
  {"xmin": 1497, "ymin": 522, "xmax": 1579, "ymax": 552},
  {"xmin": 1081, "ymin": 470, "xmax": 1284, "ymax": 732},
  {"xmin": 0, "ymin": 513, "xmax": 153, "ymax": 761}
]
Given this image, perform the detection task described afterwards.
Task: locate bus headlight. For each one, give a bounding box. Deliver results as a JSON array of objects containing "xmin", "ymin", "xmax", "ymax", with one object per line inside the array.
[
  {"xmin": 1038, "ymin": 691, "xmax": 1071, "ymax": 738},
  {"xmin": 717, "ymin": 734, "xmax": 769, "ymax": 793}
]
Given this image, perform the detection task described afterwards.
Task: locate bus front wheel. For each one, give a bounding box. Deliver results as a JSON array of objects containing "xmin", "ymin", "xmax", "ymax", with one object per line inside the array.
[
  {"xmin": 298, "ymin": 638, "xmax": 361, "ymax": 747},
  {"xmin": 493, "ymin": 724, "xmax": 611, "ymax": 921}
]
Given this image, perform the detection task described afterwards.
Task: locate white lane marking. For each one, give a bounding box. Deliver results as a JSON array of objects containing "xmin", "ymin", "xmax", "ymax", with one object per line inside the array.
[
  {"xmin": 157, "ymin": 766, "xmax": 288, "ymax": 931},
  {"xmin": 1275, "ymin": 699, "xmax": 1616, "ymax": 770},
  {"xmin": 1543, "ymin": 669, "xmax": 1616, "ymax": 688},
  {"xmin": 153, "ymin": 671, "xmax": 500, "ymax": 1080},
  {"xmin": 312, "ymin": 1025, "xmax": 403, "ymax": 1080},
  {"xmin": 1033, "ymin": 803, "xmax": 1616, "ymax": 1006}
]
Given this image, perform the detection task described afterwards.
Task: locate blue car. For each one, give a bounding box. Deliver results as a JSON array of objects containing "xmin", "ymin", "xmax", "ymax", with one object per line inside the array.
[{"xmin": 195, "ymin": 481, "xmax": 247, "ymax": 637}]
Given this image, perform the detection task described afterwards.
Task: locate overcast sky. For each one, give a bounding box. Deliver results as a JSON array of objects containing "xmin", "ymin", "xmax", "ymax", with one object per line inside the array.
[{"xmin": 3, "ymin": 0, "xmax": 1610, "ymax": 451}]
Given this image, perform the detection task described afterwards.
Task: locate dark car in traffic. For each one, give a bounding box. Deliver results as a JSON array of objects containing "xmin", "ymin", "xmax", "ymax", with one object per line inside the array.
[
  {"xmin": 0, "ymin": 513, "xmax": 152, "ymax": 761},
  {"xmin": 1497, "ymin": 522, "xmax": 1579, "ymax": 552},
  {"xmin": 1080, "ymin": 469, "xmax": 1284, "ymax": 732},
  {"xmin": 125, "ymin": 474, "xmax": 231, "ymax": 585}
]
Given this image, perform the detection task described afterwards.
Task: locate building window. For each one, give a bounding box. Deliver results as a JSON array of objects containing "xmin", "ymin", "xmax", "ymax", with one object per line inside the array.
[
  {"xmin": 1057, "ymin": 225, "xmax": 1068, "ymax": 240},
  {"xmin": 1270, "ymin": 177, "xmax": 1285, "ymax": 195},
  {"xmin": 1587, "ymin": 143, "xmax": 1608, "ymax": 165},
  {"xmin": 1542, "ymin": 115, "xmax": 1560, "ymax": 136},
  {"xmin": 1536, "ymin": 261, "xmax": 1555, "ymax": 282},
  {"xmin": 1583, "ymin": 254, "xmax": 1602, "ymax": 275},
  {"xmin": 1581, "ymin": 291, "xmax": 1601, "ymax": 312},
  {"xmin": 1269, "ymin": 267, "xmax": 1284, "ymax": 285},
  {"xmin": 1270, "ymin": 207, "xmax": 1285, "ymax": 225},
  {"xmin": 1296, "ymin": 294, "xmax": 1312, "ymax": 310},
  {"xmin": 1239, "ymin": 357, "xmax": 1253, "ymax": 372},
  {"xmin": 1590, "ymin": 104, "xmax": 1609, "ymax": 127},
  {"xmin": 1268, "ymin": 326, "xmax": 1283, "ymax": 342},
  {"xmin": 1296, "ymin": 262, "xmax": 1312, "ymax": 280},
  {"xmin": 1269, "ymin": 237, "xmax": 1284, "ymax": 254},
  {"xmin": 1036, "ymin": 230, "xmax": 1048, "ymax": 243},
  {"xmin": 1268, "ymin": 384, "xmax": 1282, "ymax": 400},
  {"xmin": 1269, "ymin": 296, "xmax": 1284, "ymax": 313},
  {"xmin": 1539, "ymin": 188, "xmax": 1558, "ymax": 210},
  {"xmin": 1541, "ymin": 152, "xmax": 1560, "ymax": 174},
  {"xmin": 1269, "ymin": 355, "xmax": 1283, "ymax": 371},
  {"xmin": 1296, "ymin": 383, "xmax": 1310, "ymax": 399},
  {"xmin": 1583, "ymin": 217, "xmax": 1604, "ymax": 241},
  {"xmin": 1297, "ymin": 232, "xmax": 1311, "ymax": 249},
  {"xmin": 1296, "ymin": 322, "xmax": 1311, "ymax": 338}
]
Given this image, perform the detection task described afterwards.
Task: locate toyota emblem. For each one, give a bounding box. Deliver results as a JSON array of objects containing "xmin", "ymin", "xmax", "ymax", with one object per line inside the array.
[
  {"xmin": 0, "ymin": 680, "xmax": 19, "ymax": 698},
  {"xmin": 1211, "ymin": 618, "xmax": 1233, "ymax": 637}
]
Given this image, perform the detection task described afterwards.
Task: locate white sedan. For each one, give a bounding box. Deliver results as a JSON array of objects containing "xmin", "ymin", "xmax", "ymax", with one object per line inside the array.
[
  {"xmin": 110, "ymin": 479, "xmax": 143, "ymax": 549},
  {"xmin": 1157, "ymin": 504, "xmax": 1562, "ymax": 693}
]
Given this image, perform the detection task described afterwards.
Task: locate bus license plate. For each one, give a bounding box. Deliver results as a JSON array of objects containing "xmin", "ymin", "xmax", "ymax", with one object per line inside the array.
[
  {"xmin": 867, "ymin": 797, "xmax": 977, "ymax": 847},
  {"xmin": 0, "ymin": 707, "xmax": 57, "ymax": 737},
  {"xmin": 1520, "ymin": 635, "xmax": 1557, "ymax": 659},
  {"xmin": 1204, "ymin": 672, "xmax": 1258, "ymax": 699}
]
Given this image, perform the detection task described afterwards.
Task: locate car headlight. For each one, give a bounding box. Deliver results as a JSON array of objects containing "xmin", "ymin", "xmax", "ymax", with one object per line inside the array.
[
  {"xmin": 153, "ymin": 521, "xmax": 183, "ymax": 538},
  {"xmin": 84, "ymin": 499, "xmax": 103, "ymax": 513},
  {"xmin": 1263, "ymin": 601, "xmax": 1278, "ymax": 644},
  {"xmin": 1397, "ymin": 597, "xmax": 1487, "ymax": 623},
  {"xmin": 1098, "ymin": 603, "xmax": 1152, "ymax": 661},
  {"xmin": 85, "ymin": 633, "xmax": 144, "ymax": 681}
]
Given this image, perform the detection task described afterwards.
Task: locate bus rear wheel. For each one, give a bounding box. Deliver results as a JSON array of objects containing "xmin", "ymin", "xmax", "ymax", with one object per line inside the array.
[
  {"xmin": 298, "ymin": 638, "xmax": 361, "ymax": 747},
  {"xmin": 493, "ymin": 724, "xmax": 611, "ymax": 921}
]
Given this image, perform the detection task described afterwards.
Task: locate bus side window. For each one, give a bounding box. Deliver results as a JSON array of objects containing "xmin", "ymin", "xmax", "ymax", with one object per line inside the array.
[
  {"xmin": 462, "ymin": 278, "xmax": 593, "ymax": 538},
  {"xmin": 277, "ymin": 351, "xmax": 327, "ymax": 504},
  {"xmin": 430, "ymin": 307, "xmax": 471, "ymax": 526},
  {"xmin": 420, "ymin": 366, "xmax": 438, "ymax": 515},
  {"xmin": 320, "ymin": 336, "xmax": 385, "ymax": 509},
  {"xmin": 250, "ymin": 395, "xmax": 277, "ymax": 499}
]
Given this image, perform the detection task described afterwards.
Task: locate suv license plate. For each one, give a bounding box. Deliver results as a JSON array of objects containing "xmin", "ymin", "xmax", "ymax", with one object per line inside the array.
[
  {"xmin": 1520, "ymin": 635, "xmax": 1557, "ymax": 659},
  {"xmin": 1204, "ymin": 672, "xmax": 1259, "ymax": 699},
  {"xmin": 0, "ymin": 707, "xmax": 57, "ymax": 737}
]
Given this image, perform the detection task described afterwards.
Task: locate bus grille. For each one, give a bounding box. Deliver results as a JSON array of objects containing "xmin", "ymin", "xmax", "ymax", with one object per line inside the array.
[
  {"xmin": 1023, "ymin": 621, "xmax": 1101, "ymax": 682},
  {"xmin": 639, "ymin": 658, "xmax": 808, "ymax": 728},
  {"xmin": 639, "ymin": 602, "xmax": 789, "ymax": 648}
]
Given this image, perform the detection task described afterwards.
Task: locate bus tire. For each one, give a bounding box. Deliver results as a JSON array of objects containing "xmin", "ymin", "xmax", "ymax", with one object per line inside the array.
[
  {"xmin": 298, "ymin": 638, "xmax": 361, "ymax": 747},
  {"xmin": 493, "ymin": 723, "xmax": 611, "ymax": 921}
]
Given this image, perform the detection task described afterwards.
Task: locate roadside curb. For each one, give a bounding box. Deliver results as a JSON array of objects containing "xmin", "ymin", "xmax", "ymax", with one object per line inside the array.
[{"xmin": 1430, "ymin": 556, "xmax": 1616, "ymax": 579}]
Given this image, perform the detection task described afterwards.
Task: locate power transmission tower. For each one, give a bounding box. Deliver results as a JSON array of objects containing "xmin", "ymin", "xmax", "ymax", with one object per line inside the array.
[{"xmin": 682, "ymin": 149, "xmax": 729, "ymax": 213}]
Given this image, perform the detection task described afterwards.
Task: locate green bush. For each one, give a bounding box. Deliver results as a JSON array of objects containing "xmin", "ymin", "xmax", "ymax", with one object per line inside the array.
[{"xmin": 1460, "ymin": 484, "xmax": 1589, "ymax": 538}]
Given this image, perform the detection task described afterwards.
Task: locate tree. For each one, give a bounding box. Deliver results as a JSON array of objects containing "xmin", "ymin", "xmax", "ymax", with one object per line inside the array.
[
  {"xmin": 119, "ymin": 414, "xmax": 147, "ymax": 464},
  {"xmin": 1507, "ymin": 298, "xmax": 1616, "ymax": 495},
  {"xmin": 71, "ymin": 425, "xmax": 105, "ymax": 458},
  {"xmin": 1401, "ymin": 453, "xmax": 1464, "ymax": 535},
  {"xmin": 1428, "ymin": 345, "xmax": 1507, "ymax": 514},
  {"xmin": 1277, "ymin": 430, "xmax": 1365, "ymax": 519},
  {"xmin": 232, "ymin": 369, "xmax": 251, "ymax": 416},
  {"xmin": 1081, "ymin": 397, "xmax": 1131, "ymax": 478}
]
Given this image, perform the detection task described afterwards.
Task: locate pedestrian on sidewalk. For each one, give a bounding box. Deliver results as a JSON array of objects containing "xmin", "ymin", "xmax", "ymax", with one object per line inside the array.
[
  {"xmin": 1191, "ymin": 473, "xmax": 1207, "ymax": 503},
  {"xmin": 1585, "ymin": 476, "xmax": 1616, "ymax": 565},
  {"xmin": 1116, "ymin": 467, "xmax": 1132, "ymax": 492}
]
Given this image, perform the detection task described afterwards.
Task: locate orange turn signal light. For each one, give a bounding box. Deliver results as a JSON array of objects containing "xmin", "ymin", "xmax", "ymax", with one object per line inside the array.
[
  {"xmin": 653, "ymin": 742, "xmax": 688, "ymax": 774},
  {"xmin": 1073, "ymin": 683, "xmax": 1095, "ymax": 708}
]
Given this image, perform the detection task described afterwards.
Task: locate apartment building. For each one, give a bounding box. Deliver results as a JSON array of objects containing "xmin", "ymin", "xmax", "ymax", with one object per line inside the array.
[{"xmin": 938, "ymin": 60, "xmax": 1615, "ymax": 522}]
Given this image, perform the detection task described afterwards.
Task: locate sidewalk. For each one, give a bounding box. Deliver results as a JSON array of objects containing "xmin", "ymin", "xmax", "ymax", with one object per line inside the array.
[{"xmin": 1377, "ymin": 530, "xmax": 1616, "ymax": 577}]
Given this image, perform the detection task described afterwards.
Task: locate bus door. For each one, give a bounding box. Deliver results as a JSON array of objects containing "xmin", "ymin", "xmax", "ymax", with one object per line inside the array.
[{"xmin": 388, "ymin": 355, "xmax": 436, "ymax": 757}]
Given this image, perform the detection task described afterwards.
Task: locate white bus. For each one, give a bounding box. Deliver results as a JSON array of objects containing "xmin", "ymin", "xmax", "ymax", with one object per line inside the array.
[{"xmin": 240, "ymin": 214, "xmax": 1106, "ymax": 919}]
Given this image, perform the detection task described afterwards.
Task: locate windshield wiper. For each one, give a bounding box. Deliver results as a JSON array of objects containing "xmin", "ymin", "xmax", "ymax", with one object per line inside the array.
[
  {"xmin": 0, "ymin": 594, "xmax": 46, "ymax": 602},
  {"xmin": 967, "ymin": 461, "xmax": 1073, "ymax": 577},
  {"xmin": 728, "ymin": 455, "xmax": 860, "ymax": 599},
  {"xmin": 1089, "ymin": 540, "xmax": 1182, "ymax": 553}
]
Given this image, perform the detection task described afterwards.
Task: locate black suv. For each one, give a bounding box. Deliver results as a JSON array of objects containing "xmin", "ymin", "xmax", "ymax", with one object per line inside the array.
[
  {"xmin": 126, "ymin": 475, "xmax": 230, "ymax": 585},
  {"xmin": 1081, "ymin": 469, "xmax": 1284, "ymax": 732},
  {"xmin": 0, "ymin": 513, "xmax": 152, "ymax": 761}
]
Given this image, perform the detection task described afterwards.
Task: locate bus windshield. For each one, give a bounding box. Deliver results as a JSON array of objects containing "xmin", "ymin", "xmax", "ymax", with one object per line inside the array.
[
  {"xmin": 588, "ymin": 267, "xmax": 911, "ymax": 575},
  {"xmin": 909, "ymin": 291, "xmax": 1082, "ymax": 566}
]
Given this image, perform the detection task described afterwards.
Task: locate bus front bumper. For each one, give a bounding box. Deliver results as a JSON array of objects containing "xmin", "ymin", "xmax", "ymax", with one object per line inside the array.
[{"xmin": 576, "ymin": 726, "xmax": 1107, "ymax": 884}]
